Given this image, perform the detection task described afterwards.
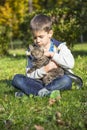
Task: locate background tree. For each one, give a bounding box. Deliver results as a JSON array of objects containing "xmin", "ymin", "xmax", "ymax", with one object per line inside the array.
[
  {"xmin": 0, "ymin": 0, "xmax": 28, "ymax": 53},
  {"xmin": 0, "ymin": 0, "xmax": 87, "ymax": 55}
]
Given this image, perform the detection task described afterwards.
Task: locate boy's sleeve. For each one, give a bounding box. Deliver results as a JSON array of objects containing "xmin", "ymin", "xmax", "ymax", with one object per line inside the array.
[
  {"xmin": 52, "ymin": 43, "xmax": 75, "ymax": 69},
  {"xmin": 27, "ymin": 67, "xmax": 47, "ymax": 79}
]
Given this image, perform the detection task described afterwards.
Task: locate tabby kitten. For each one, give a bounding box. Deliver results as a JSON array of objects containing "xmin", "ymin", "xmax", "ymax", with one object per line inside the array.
[{"xmin": 27, "ymin": 45, "xmax": 64, "ymax": 85}]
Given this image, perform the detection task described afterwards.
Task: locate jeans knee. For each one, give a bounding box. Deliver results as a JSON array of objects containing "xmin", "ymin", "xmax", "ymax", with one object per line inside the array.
[{"xmin": 12, "ymin": 74, "xmax": 21, "ymax": 86}]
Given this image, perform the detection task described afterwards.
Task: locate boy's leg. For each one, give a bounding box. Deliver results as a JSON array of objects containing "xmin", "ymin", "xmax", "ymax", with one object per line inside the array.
[
  {"xmin": 45, "ymin": 75, "xmax": 72, "ymax": 91},
  {"xmin": 12, "ymin": 74, "xmax": 44, "ymax": 96},
  {"xmin": 38, "ymin": 75, "xmax": 72, "ymax": 97}
]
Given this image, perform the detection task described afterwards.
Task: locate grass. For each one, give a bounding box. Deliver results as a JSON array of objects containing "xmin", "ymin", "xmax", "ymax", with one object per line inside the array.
[{"xmin": 0, "ymin": 43, "xmax": 87, "ymax": 130}]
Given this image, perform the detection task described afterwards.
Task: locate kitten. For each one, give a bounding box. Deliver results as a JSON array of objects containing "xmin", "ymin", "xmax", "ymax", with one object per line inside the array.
[{"xmin": 27, "ymin": 45, "xmax": 64, "ymax": 85}]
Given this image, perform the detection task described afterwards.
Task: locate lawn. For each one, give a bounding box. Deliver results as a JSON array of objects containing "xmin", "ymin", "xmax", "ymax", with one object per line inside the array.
[{"xmin": 0, "ymin": 43, "xmax": 87, "ymax": 130}]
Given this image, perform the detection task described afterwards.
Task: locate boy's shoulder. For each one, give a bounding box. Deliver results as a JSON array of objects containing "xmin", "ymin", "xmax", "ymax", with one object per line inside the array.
[{"xmin": 51, "ymin": 38, "xmax": 62, "ymax": 47}]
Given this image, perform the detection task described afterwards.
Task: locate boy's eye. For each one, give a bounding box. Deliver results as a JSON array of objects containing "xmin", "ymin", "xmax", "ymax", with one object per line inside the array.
[
  {"xmin": 33, "ymin": 36, "xmax": 37, "ymax": 39},
  {"xmin": 39, "ymin": 36, "xmax": 44, "ymax": 38},
  {"xmin": 34, "ymin": 35, "xmax": 44, "ymax": 39}
]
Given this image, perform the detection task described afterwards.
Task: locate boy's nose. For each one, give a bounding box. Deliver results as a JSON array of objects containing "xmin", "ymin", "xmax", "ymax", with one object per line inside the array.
[{"xmin": 36, "ymin": 37, "xmax": 41, "ymax": 42}]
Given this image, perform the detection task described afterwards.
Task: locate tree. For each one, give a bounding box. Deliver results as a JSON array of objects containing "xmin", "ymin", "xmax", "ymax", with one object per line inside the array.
[{"xmin": 0, "ymin": 0, "xmax": 28, "ymax": 54}]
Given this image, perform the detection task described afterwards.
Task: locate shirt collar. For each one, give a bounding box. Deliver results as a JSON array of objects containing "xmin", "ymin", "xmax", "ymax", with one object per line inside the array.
[{"xmin": 49, "ymin": 41, "xmax": 54, "ymax": 52}]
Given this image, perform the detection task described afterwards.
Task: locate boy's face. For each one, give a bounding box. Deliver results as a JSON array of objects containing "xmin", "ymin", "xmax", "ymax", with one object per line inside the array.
[{"xmin": 32, "ymin": 30, "xmax": 53, "ymax": 48}]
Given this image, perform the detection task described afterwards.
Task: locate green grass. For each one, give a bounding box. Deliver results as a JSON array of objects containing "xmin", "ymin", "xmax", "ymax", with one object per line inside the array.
[{"xmin": 0, "ymin": 43, "xmax": 87, "ymax": 130}]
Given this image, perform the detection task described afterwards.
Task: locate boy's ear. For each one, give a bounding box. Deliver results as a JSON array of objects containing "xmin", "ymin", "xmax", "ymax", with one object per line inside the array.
[{"xmin": 48, "ymin": 30, "xmax": 53, "ymax": 38}]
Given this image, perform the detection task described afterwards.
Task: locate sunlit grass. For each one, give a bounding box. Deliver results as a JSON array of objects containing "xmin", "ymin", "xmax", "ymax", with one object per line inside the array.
[{"xmin": 0, "ymin": 43, "xmax": 87, "ymax": 130}]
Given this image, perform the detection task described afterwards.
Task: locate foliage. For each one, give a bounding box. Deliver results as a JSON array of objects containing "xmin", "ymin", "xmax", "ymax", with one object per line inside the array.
[
  {"xmin": 0, "ymin": 43, "xmax": 87, "ymax": 129},
  {"xmin": 19, "ymin": 8, "xmax": 80, "ymax": 47},
  {"xmin": 50, "ymin": 8, "xmax": 80, "ymax": 47},
  {"xmin": 0, "ymin": 26, "xmax": 10, "ymax": 55},
  {"xmin": 31, "ymin": 0, "xmax": 87, "ymax": 35},
  {"xmin": 0, "ymin": 0, "xmax": 28, "ymax": 37},
  {"xmin": 0, "ymin": 0, "xmax": 28, "ymax": 55},
  {"xmin": 0, "ymin": 0, "xmax": 87, "ymax": 54}
]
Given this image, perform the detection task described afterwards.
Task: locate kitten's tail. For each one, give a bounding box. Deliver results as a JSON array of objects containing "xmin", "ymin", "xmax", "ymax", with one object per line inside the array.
[{"xmin": 64, "ymin": 70, "xmax": 83, "ymax": 88}]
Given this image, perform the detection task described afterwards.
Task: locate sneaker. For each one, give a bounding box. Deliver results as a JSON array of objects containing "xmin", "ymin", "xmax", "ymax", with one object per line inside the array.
[
  {"xmin": 15, "ymin": 92, "xmax": 24, "ymax": 97},
  {"xmin": 38, "ymin": 88, "xmax": 50, "ymax": 97},
  {"xmin": 50, "ymin": 90, "xmax": 61, "ymax": 99},
  {"xmin": 65, "ymin": 70, "xmax": 83, "ymax": 88}
]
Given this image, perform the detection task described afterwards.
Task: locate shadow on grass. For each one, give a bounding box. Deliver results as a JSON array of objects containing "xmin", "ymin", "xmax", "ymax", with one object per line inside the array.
[
  {"xmin": 0, "ymin": 79, "xmax": 15, "ymax": 95},
  {"xmin": 0, "ymin": 79, "xmax": 12, "ymax": 86},
  {"xmin": 72, "ymin": 50, "xmax": 87, "ymax": 58}
]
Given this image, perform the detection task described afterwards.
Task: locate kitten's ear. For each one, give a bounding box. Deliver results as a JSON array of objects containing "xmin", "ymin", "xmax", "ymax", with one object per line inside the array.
[
  {"xmin": 40, "ymin": 47, "xmax": 44, "ymax": 52},
  {"xmin": 29, "ymin": 45, "xmax": 34, "ymax": 51}
]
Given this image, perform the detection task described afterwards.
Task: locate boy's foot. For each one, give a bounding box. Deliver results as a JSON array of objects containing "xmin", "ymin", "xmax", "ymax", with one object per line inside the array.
[
  {"xmin": 65, "ymin": 70, "xmax": 83, "ymax": 88},
  {"xmin": 15, "ymin": 92, "xmax": 24, "ymax": 97},
  {"xmin": 38, "ymin": 88, "xmax": 50, "ymax": 97}
]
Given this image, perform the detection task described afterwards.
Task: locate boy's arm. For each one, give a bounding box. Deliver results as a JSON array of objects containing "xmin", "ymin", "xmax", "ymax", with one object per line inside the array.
[
  {"xmin": 27, "ymin": 63, "xmax": 58, "ymax": 79},
  {"xmin": 44, "ymin": 43, "xmax": 75, "ymax": 69},
  {"xmin": 53, "ymin": 44, "xmax": 74, "ymax": 69},
  {"xmin": 27, "ymin": 67, "xmax": 47, "ymax": 79},
  {"xmin": 27, "ymin": 61, "xmax": 58, "ymax": 79}
]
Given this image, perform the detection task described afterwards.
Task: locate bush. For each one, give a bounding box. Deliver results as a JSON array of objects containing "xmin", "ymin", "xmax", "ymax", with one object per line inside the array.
[
  {"xmin": 51, "ymin": 8, "xmax": 80, "ymax": 47},
  {"xmin": 19, "ymin": 8, "xmax": 80, "ymax": 47}
]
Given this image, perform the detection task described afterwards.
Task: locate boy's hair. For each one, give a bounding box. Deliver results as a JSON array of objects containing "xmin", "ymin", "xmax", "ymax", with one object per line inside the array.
[{"xmin": 30, "ymin": 14, "xmax": 52, "ymax": 32}]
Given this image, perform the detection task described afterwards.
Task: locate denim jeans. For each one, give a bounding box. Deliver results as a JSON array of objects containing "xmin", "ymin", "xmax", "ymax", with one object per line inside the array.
[{"xmin": 12, "ymin": 74, "xmax": 72, "ymax": 96}]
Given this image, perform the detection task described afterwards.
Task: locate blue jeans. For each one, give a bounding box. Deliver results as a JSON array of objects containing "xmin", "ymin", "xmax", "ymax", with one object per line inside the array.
[{"xmin": 12, "ymin": 74, "xmax": 72, "ymax": 96}]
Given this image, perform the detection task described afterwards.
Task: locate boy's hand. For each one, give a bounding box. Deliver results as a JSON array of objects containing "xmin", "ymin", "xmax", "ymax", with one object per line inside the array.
[
  {"xmin": 44, "ymin": 51, "xmax": 55, "ymax": 58},
  {"xmin": 44, "ymin": 60, "xmax": 58, "ymax": 73}
]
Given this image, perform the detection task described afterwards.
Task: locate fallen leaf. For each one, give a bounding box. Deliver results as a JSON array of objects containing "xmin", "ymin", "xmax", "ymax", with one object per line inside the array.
[
  {"xmin": 4, "ymin": 119, "xmax": 13, "ymax": 129},
  {"xmin": 49, "ymin": 98, "xmax": 56, "ymax": 105},
  {"xmin": 56, "ymin": 119, "xmax": 65, "ymax": 125},
  {"xmin": 34, "ymin": 125, "xmax": 44, "ymax": 130},
  {"xmin": 56, "ymin": 96, "xmax": 61, "ymax": 100},
  {"xmin": 0, "ymin": 105, "xmax": 5, "ymax": 113},
  {"xmin": 56, "ymin": 111, "xmax": 61, "ymax": 119}
]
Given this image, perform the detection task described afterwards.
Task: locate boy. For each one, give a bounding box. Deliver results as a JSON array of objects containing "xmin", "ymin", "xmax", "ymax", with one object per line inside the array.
[{"xmin": 12, "ymin": 14, "xmax": 82, "ymax": 97}]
